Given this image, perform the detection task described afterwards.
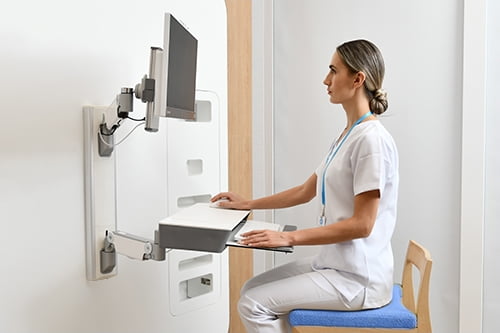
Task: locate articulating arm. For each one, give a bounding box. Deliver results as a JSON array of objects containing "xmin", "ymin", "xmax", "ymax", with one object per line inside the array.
[{"xmin": 100, "ymin": 229, "xmax": 167, "ymax": 274}]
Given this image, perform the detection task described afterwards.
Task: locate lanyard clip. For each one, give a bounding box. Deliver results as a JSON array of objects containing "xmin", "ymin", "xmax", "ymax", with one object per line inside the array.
[
  {"xmin": 319, "ymin": 215, "xmax": 326, "ymax": 226},
  {"xmin": 319, "ymin": 206, "xmax": 326, "ymax": 226}
]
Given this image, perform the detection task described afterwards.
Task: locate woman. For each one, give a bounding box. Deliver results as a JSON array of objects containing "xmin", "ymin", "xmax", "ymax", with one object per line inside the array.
[{"xmin": 211, "ymin": 39, "xmax": 399, "ymax": 333}]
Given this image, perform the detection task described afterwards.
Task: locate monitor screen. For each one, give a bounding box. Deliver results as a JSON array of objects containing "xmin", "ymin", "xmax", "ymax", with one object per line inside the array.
[{"xmin": 161, "ymin": 13, "xmax": 198, "ymax": 120}]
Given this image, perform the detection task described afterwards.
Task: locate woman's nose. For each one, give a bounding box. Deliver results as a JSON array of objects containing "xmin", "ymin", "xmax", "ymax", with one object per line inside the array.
[{"xmin": 323, "ymin": 73, "xmax": 331, "ymax": 85}]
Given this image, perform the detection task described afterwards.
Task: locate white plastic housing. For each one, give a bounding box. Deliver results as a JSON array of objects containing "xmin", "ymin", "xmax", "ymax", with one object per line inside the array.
[{"xmin": 83, "ymin": 106, "xmax": 118, "ymax": 280}]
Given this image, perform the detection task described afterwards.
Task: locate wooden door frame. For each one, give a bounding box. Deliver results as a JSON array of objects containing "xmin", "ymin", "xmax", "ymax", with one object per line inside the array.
[{"xmin": 225, "ymin": 0, "xmax": 253, "ymax": 332}]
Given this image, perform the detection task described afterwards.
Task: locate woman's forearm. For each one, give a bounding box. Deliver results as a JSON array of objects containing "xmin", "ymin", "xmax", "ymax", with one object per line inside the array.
[{"xmin": 249, "ymin": 174, "xmax": 317, "ymax": 210}]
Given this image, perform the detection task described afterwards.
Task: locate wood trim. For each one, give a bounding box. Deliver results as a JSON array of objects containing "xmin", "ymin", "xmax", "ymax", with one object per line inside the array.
[{"xmin": 225, "ymin": 0, "xmax": 253, "ymax": 332}]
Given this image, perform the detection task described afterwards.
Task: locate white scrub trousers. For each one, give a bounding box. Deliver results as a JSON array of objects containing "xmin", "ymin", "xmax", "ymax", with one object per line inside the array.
[{"xmin": 238, "ymin": 257, "xmax": 366, "ymax": 333}]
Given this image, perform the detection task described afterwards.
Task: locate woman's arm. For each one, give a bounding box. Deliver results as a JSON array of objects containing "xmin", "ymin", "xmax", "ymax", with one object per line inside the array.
[
  {"xmin": 211, "ymin": 173, "xmax": 318, "ymax": 210},
  {"xmin": 239, "ymin": 189, "xmax": 380, "ymax": 247}
]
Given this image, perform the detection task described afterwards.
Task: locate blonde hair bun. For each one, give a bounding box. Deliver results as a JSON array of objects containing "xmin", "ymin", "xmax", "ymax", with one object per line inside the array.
[{"xmin": 370, "ymin": 88, "xmax": 388, "ymax": 115}]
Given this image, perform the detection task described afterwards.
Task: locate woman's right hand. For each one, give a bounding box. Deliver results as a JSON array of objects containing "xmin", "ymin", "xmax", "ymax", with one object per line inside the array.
[{"xmin": 210, "ymin": 192, "xmax": 252, "ymax": 210}]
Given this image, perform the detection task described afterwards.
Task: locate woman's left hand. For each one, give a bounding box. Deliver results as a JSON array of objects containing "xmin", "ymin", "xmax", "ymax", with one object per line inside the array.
[{"xmin": 239, "ymin": 229, "xmax": 293, "ymax": 248}]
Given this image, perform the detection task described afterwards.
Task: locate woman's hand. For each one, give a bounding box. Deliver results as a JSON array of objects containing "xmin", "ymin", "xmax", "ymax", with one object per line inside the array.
[
  {"xmin": 239, "ymin": 229, "xmax": 293, "ymax": 248},
  {"xmin": 210, "ymin": 192, "xmax": 252, "ymax": 210}
]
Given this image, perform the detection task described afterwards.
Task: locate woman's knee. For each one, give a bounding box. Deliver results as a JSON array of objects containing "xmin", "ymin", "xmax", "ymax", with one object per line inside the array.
[{"xmin": 238, "ymin": 293, "xmax": 255, "ymax": 319}]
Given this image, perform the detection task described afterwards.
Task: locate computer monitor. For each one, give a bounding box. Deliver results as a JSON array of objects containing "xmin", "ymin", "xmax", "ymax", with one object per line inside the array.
[
  {"xmin": 161, "ymin": 13, "xmax": 198, "ymax": 120},
  {"xmin": 146, "ymin": 13, "xmax": 198, "ymax": 131}
]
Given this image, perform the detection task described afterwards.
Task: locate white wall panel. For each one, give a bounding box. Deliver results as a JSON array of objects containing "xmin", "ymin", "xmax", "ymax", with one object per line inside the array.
[{"xmin": 483, "ymin": 0, "xmax": 500, "ymax": 331}]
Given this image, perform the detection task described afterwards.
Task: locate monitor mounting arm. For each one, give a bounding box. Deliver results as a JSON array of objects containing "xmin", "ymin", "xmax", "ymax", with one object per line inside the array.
[
  {"xmin": 100, "ymin": 229, "xmax": 167, "ymax": 274},
  {"xmin": 98, "ymin": 47, "xmax": 163, "ymax": 157}
]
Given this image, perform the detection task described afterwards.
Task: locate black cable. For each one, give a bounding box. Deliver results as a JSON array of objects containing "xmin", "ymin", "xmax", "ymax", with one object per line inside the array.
[
  {"xmin": 100, "ymin": 119, "xmax": 124, "ymax": 136},
  {"xmin": 127, "ymin": 115, "xmax": 146, "ymax": 122}
]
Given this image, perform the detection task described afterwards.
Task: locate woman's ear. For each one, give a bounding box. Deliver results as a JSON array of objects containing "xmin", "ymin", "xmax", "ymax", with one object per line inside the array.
[{"xmin": 352, "ymin": 71, "xmax": 366, "ymax": 89}]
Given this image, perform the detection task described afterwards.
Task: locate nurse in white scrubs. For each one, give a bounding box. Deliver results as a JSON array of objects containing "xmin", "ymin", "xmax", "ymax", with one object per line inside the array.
[{"xmin": 211, "ymin": 39, "xmax": 399, "ymax": 333}]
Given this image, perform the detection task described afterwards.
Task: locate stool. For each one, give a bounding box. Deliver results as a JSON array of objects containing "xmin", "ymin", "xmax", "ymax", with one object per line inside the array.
[{"xmin": 289, "ymin": 240, "xmax": 432, "ymax": 333}]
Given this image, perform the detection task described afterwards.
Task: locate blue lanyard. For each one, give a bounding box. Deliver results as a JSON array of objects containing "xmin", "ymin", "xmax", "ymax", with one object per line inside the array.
[{"xmin": 319, "ymin": 111, "xmax": 372, "ymax": 225}]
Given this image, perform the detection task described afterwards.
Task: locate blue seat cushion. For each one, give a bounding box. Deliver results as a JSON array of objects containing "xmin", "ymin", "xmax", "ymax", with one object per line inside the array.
[{"xmin": 289, "ymin": 284, "xmax": 417, "ymax": 329}]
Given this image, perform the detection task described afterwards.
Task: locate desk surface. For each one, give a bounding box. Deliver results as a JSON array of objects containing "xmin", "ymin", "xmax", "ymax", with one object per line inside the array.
[{"xmin": 159, "ymin": 203, "xmax": 251, "ymax": 230}]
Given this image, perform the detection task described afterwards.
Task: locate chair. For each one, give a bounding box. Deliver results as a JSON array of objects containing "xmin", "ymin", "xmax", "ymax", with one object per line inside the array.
[{"xmin": 289, "ymin": 240, "xmax": 433, "ymax": 333}]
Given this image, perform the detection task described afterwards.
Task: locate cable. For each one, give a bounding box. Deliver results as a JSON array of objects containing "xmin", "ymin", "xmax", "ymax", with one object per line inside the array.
[
  {"xmin": 100, "ymin": 118, "xmax": 124, "ymax": 136},
  {"xmin": 114, "ymin": 122, "xmax": 145, "ymax": 146},
  {"xmin": 97, "ymin": 98, "xmax": 122, "ymax": 137},
  {"xmin": 98, "ymin": 131, "xmax": 114, "ymax": 148},
  {"xmin": 127, "ymin": 115, "xmax": 146, "ymax": 122},
  {"xmin": 98, "ymin": 121, "xmax": 145, "ymax": 148}
]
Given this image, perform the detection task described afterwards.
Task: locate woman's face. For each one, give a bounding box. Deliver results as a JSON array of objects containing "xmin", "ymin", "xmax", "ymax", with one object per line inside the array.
[{"xmin": 323, "ymin": 52, "xmax": 357, "ymax": 104}]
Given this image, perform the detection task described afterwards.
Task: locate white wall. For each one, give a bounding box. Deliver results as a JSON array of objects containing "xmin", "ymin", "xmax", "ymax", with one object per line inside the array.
[
  {"xmin": 0, "ymin": 1, "xmax": 228, "ymax": 332},
  {"xmin": 252, "ymin": 0, "xmax": 277, "ymax": 274},
  {"xmin": 253, "ymin": 1, "xmax": 463, "ymax": 333},
  {"xmin": 483, "ymin": 0, "xmax": 500, "ymax": 331}
]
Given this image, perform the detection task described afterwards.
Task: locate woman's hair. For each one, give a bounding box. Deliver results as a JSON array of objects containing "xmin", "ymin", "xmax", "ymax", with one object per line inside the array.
[{"xmin": 336, "ymin": 40, "xmax": 388, "ymax": 115}]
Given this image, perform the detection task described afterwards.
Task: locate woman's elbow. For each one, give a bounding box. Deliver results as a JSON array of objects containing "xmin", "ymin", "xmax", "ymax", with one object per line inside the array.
[
  {"xmin": 358, "ymin": 227, "xmax": 373, "ymax": 238},
  {"xmin": 304, "ymin": 191, "xmax": 316, "ymax": 203},
  {"xmin": 354, "ymin": 220, "xmax": 375, "ymax": 238},
  {"xmin": 296, "ymin": 186, "xmax": 316, "ymax": 204}
]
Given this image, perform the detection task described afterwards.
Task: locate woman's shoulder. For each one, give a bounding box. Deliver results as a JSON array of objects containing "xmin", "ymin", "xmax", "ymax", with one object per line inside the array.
[
  {"xmin": 357, "ymin": 120, "xmax": 392, "ymax": 140},
  {"xmin": 353, "ymin": 120, "xmax": 398, "ymax": 153}
]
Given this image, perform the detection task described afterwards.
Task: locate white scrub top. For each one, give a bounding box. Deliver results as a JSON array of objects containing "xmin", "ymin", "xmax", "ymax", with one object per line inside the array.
[{"xmin": 313, "ymin": 119, "xmax": 399, "ymax": 308}]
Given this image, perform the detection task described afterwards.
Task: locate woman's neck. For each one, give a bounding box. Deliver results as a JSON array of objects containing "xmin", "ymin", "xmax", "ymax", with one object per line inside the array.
[
  {"xmin": 343, "ymin": 103, "xmax": 373, "ymax": 129},
  {"xmin": 342, "ymin": 89, "xmax": 375, "ymax": 128}
]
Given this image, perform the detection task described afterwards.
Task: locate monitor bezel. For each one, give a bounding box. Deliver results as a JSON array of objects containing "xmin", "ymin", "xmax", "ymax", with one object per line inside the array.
[{"xmin": 157, "ymin": 12, "xmax": 198, "ymax": 121}]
